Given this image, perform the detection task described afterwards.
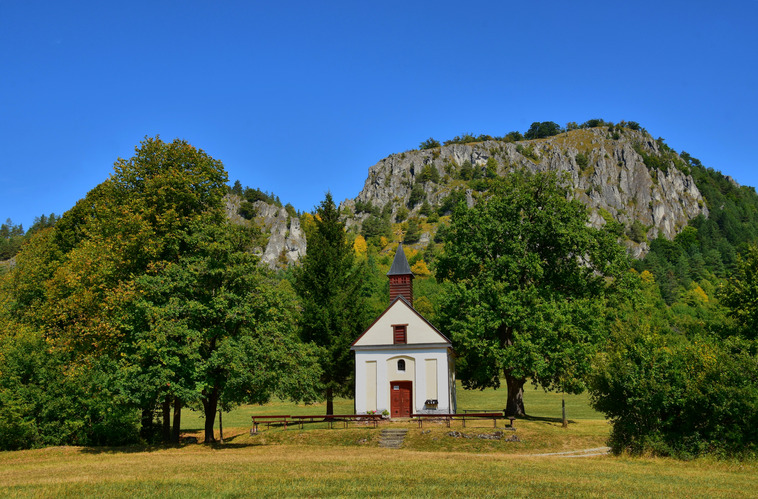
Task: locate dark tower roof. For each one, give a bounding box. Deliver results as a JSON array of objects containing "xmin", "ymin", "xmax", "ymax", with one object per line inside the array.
[{"xmin": 387, "ymin": 243, "xmax": 413, "ymax": 276}]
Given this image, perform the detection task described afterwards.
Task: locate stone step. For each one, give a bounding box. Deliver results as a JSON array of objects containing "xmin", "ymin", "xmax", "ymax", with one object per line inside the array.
[{"xmin": 378, "ymin": 428, "xmax": 408, "ymax": 449}]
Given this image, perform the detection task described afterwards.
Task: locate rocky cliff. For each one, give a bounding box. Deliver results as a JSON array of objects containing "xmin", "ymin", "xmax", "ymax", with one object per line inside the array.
[
  {"xmin": 344, "ymin": 128, "xmax": 707, "ymax": 258},
  {"xmin": 225, "ymin": 194, "xmax": 307, "ymax": 268}
]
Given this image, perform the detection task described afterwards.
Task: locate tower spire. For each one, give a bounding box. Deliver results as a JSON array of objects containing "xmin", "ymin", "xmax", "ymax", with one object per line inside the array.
[{"xmin": 387, "ymin": 243, "xmax": 414, "ymax": 306}]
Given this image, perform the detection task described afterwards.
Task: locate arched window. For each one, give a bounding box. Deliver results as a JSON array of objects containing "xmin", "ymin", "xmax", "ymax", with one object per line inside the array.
[{"xmin": 397, "ymin": 359, "xmax": 406, "ymax": 371}]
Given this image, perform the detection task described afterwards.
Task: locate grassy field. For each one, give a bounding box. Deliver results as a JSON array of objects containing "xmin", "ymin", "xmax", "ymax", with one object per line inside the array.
[
  {"xmin": 180, "ymin": 379, "xmax": 601, "ymax": 431},
  {"xmin": 2, "ymin": 382, "xmax": 756, "ymax": 498}
]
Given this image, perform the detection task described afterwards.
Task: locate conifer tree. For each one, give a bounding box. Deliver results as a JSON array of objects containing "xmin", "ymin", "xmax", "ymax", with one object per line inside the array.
[{"xmin": 294, "ymin": 193, "xmax": 372, "ymax": 414}]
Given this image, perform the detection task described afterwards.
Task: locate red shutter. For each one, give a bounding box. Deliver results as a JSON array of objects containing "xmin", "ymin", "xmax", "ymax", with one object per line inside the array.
[{"xmin": 393, "ymin": 325, "xmax": 407, "ymax": 344}]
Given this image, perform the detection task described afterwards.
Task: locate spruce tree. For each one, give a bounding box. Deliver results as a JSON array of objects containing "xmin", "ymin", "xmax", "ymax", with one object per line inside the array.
[{"xmin": 294, "ymin": 193, "xmax": 371, "ymax": 414}]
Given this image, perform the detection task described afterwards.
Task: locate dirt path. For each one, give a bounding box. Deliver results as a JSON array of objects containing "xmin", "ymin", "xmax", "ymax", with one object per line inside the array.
[{"xmin": 527, "ymin": 447, "xmax": 611, "ymax": 458}]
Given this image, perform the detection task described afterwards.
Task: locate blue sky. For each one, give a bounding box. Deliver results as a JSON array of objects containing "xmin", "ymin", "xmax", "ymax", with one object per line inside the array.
[{"xmin": 2, "ymin": 1, "xmax": 757, "ymax": 230}]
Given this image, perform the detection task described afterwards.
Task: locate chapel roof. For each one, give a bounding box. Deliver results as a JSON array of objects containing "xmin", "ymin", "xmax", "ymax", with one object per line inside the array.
[{"xmin": 386, "ymin": 243, "xmax": 413, "ymax": 276}]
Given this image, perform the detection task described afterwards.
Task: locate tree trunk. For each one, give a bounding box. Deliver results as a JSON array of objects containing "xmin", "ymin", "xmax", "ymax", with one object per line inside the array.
[
  {"xmin": 140, "ymin": 407, "xmax": 154, "ymax": 441},
  {"xmin": 504, "ymin": 372, "xmax": 526, "ymax": 417},
  {"xmin": 162, "ymin": 398, "xmax": 171, "ymax": 443},
  {"xmin": 218, "ymin": 409, "xmax": 224, "ymax": 444},
  {"xmin": 326, "ymin": 387, "xmax": 334, "ymax": 416},
  {"xmin": 202, "ymin": 388, "xmax": 219, "ymax": 444},
  {"xmin": 172, "ymin": 397, "xmax": 182, "ymax": 444}
]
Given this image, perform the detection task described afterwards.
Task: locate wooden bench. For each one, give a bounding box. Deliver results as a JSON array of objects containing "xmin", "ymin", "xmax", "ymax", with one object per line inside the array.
[
  {"xmin": 458, "ymin": 412, "xmax": 507, "ymax": 428},
  {"xmin": 412, "ymin": 413, "xmax": 455, "ymax": 428},
  {"xmin": 413, "ymin": 412, "xmax": 514, "ymax": 428},
  {"xmin": 250, "ymin": 415, "xmax": 291, "ymax": 433},
  {"xmin": 291, "ymin": 414, "xmax": 383, "ymax": 429},
  {"xmin": 462, "ymin": 409, "xmax": 516, "ymax": 428}
]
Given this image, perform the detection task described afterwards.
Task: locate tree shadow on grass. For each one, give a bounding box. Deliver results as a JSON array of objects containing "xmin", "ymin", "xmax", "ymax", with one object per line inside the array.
[
  {"xmin": 79, "ymin": 432, "xmax": 268, "ymax": 454},
  {"xmin": 521, "ymin": 414, "xmax": 577, "ymax": 425}
]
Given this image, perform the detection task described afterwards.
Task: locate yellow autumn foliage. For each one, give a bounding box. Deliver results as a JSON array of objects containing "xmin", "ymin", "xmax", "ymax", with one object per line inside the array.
[
  {"xmin": 353, "ymin": 235, "xmax": 367, "ymax": 257},
  {"xmin": 640, "ymin": 270, "xmax": 655, "ymax": 284},
  {"xmin": 411, "ymin": 260, "xmax": 430, "ymax": 276}
]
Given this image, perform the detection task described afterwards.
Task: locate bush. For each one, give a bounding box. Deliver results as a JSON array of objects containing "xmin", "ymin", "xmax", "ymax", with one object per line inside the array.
[
  {"xmin": 503, "ymin": 131, "xmax": 523, "ymax": 142},
  {"xmin": 575, "ymin": 153, "xmax": 589, "ymax": 170},
  {"xmin": 418, "ymin": 164, "xmax": 440, "ymax": 184},
  {"xmin": 516, "ymin": 144, "xmax": 538, "ymax": 161},
  {"xmin": 361, "ymin": 214, "xmax": 391, "ymax": 241},
  {"xmin": 524, "ymin": 121, "xmax": 563, "ymax": 140},
  {"xmin": 0, "ymin": 332, "xmax": 141, "ymax": 450},
  {"xmin": 590, "ymin": 330, "xmax": 758, "ymax": 458},
  {"xmin": 407, "ymin": 183, "xmax": 426, "ymax": 208},
  {"xmin": 419, "ymin": 138, "xmax": 441, "ymax": 150},
  {"xmin": 627, "ymin": 220, "xmax": 648, "ymax": 243},
  {"xmin": 355, "ymin": 200, "xmax": 378, "ymax": 215},
  {"xmin": 418, "ymin": 200, "xmax": 433, "ymax": 217},
  {"xmin": 238, "ymin": 201, "xmax": 257, "ymax": 220},
  {"xmin": 395, "ymin": 206, "xmax": 409, "ymax": 223},
  {"xmin": 438, "ymin": 190, "xmax": 466, "ymax": 215}
]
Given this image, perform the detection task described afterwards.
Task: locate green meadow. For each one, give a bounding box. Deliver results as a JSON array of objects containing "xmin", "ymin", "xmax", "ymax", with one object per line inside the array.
[{"xmin": 2, "ymin": 382, "xmax": 755, "ymax": 497}]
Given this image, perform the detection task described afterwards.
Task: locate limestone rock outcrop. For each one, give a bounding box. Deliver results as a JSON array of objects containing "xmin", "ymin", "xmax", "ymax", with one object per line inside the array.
[
  {"xmin": 348, "ymin": 128, "xmax": 707, "ymax": 258},
  {"xmin": 225, "ymin": 195, "xmax": 307, "ymax": 269}
]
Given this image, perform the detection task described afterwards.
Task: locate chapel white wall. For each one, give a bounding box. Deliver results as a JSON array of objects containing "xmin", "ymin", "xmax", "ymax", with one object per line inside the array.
[{"xmin": 354, "ymin": 348, "xmax": 452, "ymax": 414}]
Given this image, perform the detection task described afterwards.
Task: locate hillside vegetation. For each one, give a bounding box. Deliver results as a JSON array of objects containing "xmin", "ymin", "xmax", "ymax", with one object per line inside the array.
[{"xmin": 1, "ymin": 121, "xmax": 757, "ymax": 459}]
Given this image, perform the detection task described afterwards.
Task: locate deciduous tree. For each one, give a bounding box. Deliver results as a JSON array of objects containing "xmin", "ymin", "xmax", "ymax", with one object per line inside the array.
[{"xmin": 436, "ymin": 170, "xmax": 628, "ymax": 416}]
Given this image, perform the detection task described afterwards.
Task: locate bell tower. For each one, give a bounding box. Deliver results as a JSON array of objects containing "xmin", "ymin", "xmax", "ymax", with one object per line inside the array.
[{"xmin": 387, "ymin": 243, "xmax": 414, "ymax": 306}]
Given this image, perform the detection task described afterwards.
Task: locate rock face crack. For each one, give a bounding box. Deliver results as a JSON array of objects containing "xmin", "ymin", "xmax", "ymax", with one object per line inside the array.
[{"xmin": 378, "ymin": 428, "xmax": 408, "ymax": 449}]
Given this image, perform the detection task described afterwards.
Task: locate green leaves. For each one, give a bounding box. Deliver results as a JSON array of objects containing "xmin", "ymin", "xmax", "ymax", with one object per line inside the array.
[
  {"xmin": 590, "ymin": 329, "xmax": 758, "ymax": 457},
  {"xmin": 0, "ymin": 137, "xmax": 319, "ymax": 447},
  {"xmin": 721, "ymin": 245, "xmax": 758, "ymax": 340},
  {"xmin": 294, "ymin": 194, "xmax": 373, "ymax": 410},
  {"xmin": 437, "ymin": 170, "xmax": 628, "ymax": 415}
]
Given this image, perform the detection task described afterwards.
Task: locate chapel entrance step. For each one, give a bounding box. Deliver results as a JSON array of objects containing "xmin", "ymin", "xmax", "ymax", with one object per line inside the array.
[{"xmin": 378, "ymin": 428, "xmax": 408, "ymax": 449}]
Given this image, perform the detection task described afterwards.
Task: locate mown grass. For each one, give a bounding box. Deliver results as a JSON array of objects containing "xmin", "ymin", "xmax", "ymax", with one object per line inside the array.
[
  {"xmin": 1, "ymin": 445, "xmax": 755, "ymax": 498},
  {"xmin": 2, "ymin": 382, "xmax": 755, "ymax": 497}
]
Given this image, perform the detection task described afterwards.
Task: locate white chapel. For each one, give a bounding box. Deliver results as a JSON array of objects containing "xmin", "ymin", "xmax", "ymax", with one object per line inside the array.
[{"xmin": 351, "ymin": 244, "xmax": 456, "ymax": 417}]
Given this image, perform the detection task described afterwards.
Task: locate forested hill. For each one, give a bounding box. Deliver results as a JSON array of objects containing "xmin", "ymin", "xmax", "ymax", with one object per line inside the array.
[
  {"xmin": 342, "ymin": 122, "xmax": 708, "ymax": 260},
  {"xmin": 3, "ymin": 121, "xmax": 757, "ymax": 277},
  {"xmin": 328, "ymin": 121, "xmax": 758, "ymax": 309}
]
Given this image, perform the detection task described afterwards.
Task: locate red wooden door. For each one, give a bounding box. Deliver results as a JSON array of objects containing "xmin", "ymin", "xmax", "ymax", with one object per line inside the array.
[{"xmin": 390, "ymin": 381, "xmax": 412, "ymax": 418}]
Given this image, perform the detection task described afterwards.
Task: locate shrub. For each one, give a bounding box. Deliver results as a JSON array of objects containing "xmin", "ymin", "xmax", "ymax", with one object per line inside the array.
[
  {"xmin": 502, "ymin": 131, "xmax": 523, "ymax": 142},
  {"xmin": 418, "ymin": 164, "xmax": 440, "ymax": 184},
  {"xmin": 395, "ymin": 206, "xmax": 409, "ymax": 223},
  {"xmin": 523, "ymin": 121, "xmax": 563, "ymax": 140},
  {"xmin": 575, "ymin": 153, "xmax": 589, "ymax": 170},
  {"xmin": 418, "ymin": 200, "xmax": 433, "ymax": 217},
  {"xmin": 438, "ymin": 190, "xmax": 466, "ymax": 215},
  {"xmin": 407, "ymin": 183, "xmax": 426, "ymax": 208},
  {"xmin": 361, "ymin": 214, "xmax": 391, "ymax": 241},
  {"xmin": 238, "ymin": 201, "xmax": 257, "ymax": 220},
  {"xmin": 419, "ymin": 137, "xmax": 441, "ymax": 150},
  {"xmin": 627, "ymin": 220, "xmax": 648, "ymax": 243},
  {"xmin": 516, "ymin": 144, "xmax": 538, "ymax": 161},
  {"xmin": 590, "ymin": 330, "xmax": 758, "ymax": 458},
  {"xmin": 355, "ymin": 200, "xmax": 378, "ymax": 215}
]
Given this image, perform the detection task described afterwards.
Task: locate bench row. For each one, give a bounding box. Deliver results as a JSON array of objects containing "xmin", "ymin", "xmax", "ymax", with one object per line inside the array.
[
  {"xmin": 251, "ymin": 414, "xmax": 383, "ymax": 432},
  {"xmin": 251, "ymin": 412, "xmax": 515, "ymax": 432},
  {"xmin": 411, "ymin": 412, "xmax": 516, "ymax": 428}
]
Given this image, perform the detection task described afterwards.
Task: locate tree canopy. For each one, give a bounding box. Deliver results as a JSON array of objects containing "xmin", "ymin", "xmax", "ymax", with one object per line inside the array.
[
  {"xmin": 0, "ymin": 136, "xmax": 319, "ymax": 447},
  {"xmin": 436, "ymin": 170, "xmax": 628, "ymax": 416}
]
